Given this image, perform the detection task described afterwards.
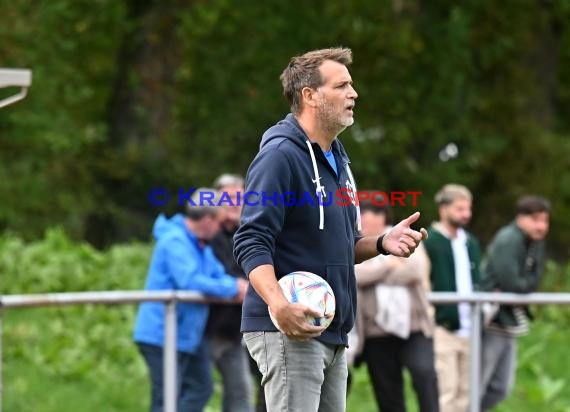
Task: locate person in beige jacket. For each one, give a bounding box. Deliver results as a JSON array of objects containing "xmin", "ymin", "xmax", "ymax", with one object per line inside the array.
[{"xmin": 352, "ymin": 193, "xmax": 439, "ymax": 412}]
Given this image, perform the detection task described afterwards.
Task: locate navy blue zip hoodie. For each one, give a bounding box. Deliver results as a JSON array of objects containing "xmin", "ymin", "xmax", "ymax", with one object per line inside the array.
[{"xmin": 234, "ymin": 113, "xmax": 362, "ymax": 346}]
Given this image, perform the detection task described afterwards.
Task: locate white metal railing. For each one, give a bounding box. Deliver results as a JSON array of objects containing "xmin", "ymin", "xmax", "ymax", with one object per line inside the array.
[
  {"xmin": 2, "ymin": 291, "xmax": 570, "ymax": 412},
  {"xmin": 0, "ymin": 68, "xmax": 32, "ymax": 108},
  {"xmin": 0, "ymin": 291, "xmax": 211, "ymax": 412}
]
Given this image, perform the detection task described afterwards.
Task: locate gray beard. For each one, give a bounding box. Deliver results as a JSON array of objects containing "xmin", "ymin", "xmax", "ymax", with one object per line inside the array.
[
  {"xmin": 317, "ymin": 94, "xmax": 353, "ymax": 136},
  {"xmin": 317, "ymin": 108, "xmax": 349, "ymax": 137}
]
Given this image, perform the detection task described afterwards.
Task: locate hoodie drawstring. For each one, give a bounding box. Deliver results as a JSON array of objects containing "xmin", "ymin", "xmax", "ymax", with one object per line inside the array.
[
  {"xmin": 306, "ymin": 140, "xmax": 361, "ymax": 232},
  {"xmin": 305, "ymin": 140, "xmax": 325, "ymax": 230},
  {"xmin": 345, "ymin": 164, "xmax": 362, "ymax": 231}
]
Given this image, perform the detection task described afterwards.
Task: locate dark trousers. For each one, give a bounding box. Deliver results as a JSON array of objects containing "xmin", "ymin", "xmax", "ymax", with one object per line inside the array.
[
  {"xmin": 363, "ymin": 332, "xmax": 440, "ymax": 412},
  {"xmin": 137, "ymin": 341, "xmax": 213, "ymax": 412}
]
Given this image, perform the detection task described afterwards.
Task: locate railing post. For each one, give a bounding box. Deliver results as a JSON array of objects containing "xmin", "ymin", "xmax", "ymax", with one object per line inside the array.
[
  {"xmin": 164, "ymin": 299, "xmax": 177, "ymax": 412},
  {"xmin": 469, "ymin": 301, "xmax": 482, "ymax": 412}
]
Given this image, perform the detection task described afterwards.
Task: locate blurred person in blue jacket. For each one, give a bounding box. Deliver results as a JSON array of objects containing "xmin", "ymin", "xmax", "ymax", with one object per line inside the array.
[{"xmin": 134, "ymin": 187, "xmax": 248, "ymax": 412}]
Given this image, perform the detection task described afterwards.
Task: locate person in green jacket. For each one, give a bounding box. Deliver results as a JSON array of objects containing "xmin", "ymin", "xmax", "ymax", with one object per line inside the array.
[
  {"xmin": 423, "ymin": 184, "xmax": 481, "ymax": 412},
  {"xmin": 480, "ymin": 196, "xmax": 550, "ymax": 411}
]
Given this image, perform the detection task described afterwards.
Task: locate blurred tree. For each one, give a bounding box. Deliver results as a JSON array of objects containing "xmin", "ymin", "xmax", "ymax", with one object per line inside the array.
[
  {"xmin": 0, "ymin": 0, "xmax": 126, "ymax": 241},
  {"xmin": 85, "ymin": 0, "xmax": 187, "ymax": 246},
  {"xmin": 1, "ymin": 0, "xmax": 569, "ymax": 257}
]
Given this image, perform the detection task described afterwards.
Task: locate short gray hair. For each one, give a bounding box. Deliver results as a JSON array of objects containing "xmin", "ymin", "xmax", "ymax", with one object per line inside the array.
[
  {"xmin": 213, "ymin": 174, "xmax": 244, "ymax": 190},
  {"xmin": 185, "ymin": 187, "xmax": 221, "ymax": 220}
]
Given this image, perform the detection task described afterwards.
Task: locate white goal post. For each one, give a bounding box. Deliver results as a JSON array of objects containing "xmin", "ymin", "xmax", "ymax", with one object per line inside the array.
[{"xmin": 0, "ymin": 68, "xmax": 32, "ymax": 108}]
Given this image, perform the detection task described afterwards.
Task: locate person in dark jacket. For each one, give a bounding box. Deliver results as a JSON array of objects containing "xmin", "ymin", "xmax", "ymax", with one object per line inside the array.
[
  {"xmin": 205, "ymin": 174, "xmax": 255, "ymax": 412},
  {"xmin": 480, "ymin": 196, "xmax": 550, "ymax": 411},
  {"xmin": 233, "ymin": 47, "xmax": 428, "ymax": 412},
  {"xmin": 134, "ymin": 188, "xmax": 247, "ymax": 412}
]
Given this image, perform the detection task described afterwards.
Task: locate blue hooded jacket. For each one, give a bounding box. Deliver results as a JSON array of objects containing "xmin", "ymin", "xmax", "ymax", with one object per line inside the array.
[
  {"xmin": 133, "ymin": 213, "xmax": 238, "ymax": 353},
  {"xmin": 234, "ymin": 113, "xmax": 362, "ymax": 346}
]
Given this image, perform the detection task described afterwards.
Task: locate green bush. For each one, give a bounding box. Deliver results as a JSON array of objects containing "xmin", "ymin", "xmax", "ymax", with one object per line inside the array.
[
  {"xmin": 2, "ymin": 229, "xmax": 152, "ymax": 411},
  {"xmin": 2, "ymin": 229, "xmax": 570, "ymax": 411}
]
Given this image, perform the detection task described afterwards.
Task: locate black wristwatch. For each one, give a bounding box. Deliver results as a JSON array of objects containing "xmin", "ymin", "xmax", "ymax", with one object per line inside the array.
[{"xmin": 376, "ymin": 234, "xmax": 389, "ymax": 255}]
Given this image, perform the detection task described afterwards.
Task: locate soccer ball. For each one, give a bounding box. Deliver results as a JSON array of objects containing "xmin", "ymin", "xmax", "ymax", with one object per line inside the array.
[{"xmin": 269, "ymin": 271, "xmax": 336, "ymax": 332}]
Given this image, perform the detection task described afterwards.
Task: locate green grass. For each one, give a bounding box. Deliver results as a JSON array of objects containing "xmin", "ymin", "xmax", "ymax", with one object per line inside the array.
[
  {"xmin": 494, "ymin": 320, "xmax": 570, "ymax": 412},
  {"xmin": 2, "ymin": 232, "xmax": 570, "ymax": 411},
  {"xmin": 5, "ymin": 357, "xmax": 144, "ymax": 412},
  {"xmin": 346, "ymin": 319, "xmax": 570, "ymax": 412},
  {"xmin": 4, "ymin": 310, "xmax": 570, "ymax": 411},
  {"xmin": 347, "ymin": 366, "xmax": 420, "ymax": 412},
  {"xmin": 3, "ymin": 308, "xmax": 148, "ymax": 412}
]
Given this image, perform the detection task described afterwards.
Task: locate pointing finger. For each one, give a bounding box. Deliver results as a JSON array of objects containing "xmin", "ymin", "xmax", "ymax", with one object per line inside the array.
[{"xmin": 402, "ymin": 211, "xmax": 420, "ymax": 226}]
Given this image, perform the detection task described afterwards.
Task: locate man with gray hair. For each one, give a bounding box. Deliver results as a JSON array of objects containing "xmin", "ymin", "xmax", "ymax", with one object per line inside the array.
[
  {"xmin": 205, "ymin": 174, "xmax": 257, "ymax": 412},
  {"xmin": 134, "ymin": 188, "xmax": 248, "ymax": 412},
  {"xmin": 234, "ymin": 47, "xmax": 428, "ymax": 412},
  {"xmin": 423, "ymin": 184, "xmax": 481, "ymax": 412}
]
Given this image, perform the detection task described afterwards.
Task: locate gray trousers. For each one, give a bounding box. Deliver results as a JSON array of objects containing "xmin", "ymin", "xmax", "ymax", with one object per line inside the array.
[
  {"xmin": 244, "ymin": 331, "xmax": 348, "ymax": 412},
  {"xmin": 480, "ymin": 330, "xmax": 517, "ymax": 411},
  {"xmin": 209, "ymin": 337, "xmax": 254, "ymax": 412}
]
